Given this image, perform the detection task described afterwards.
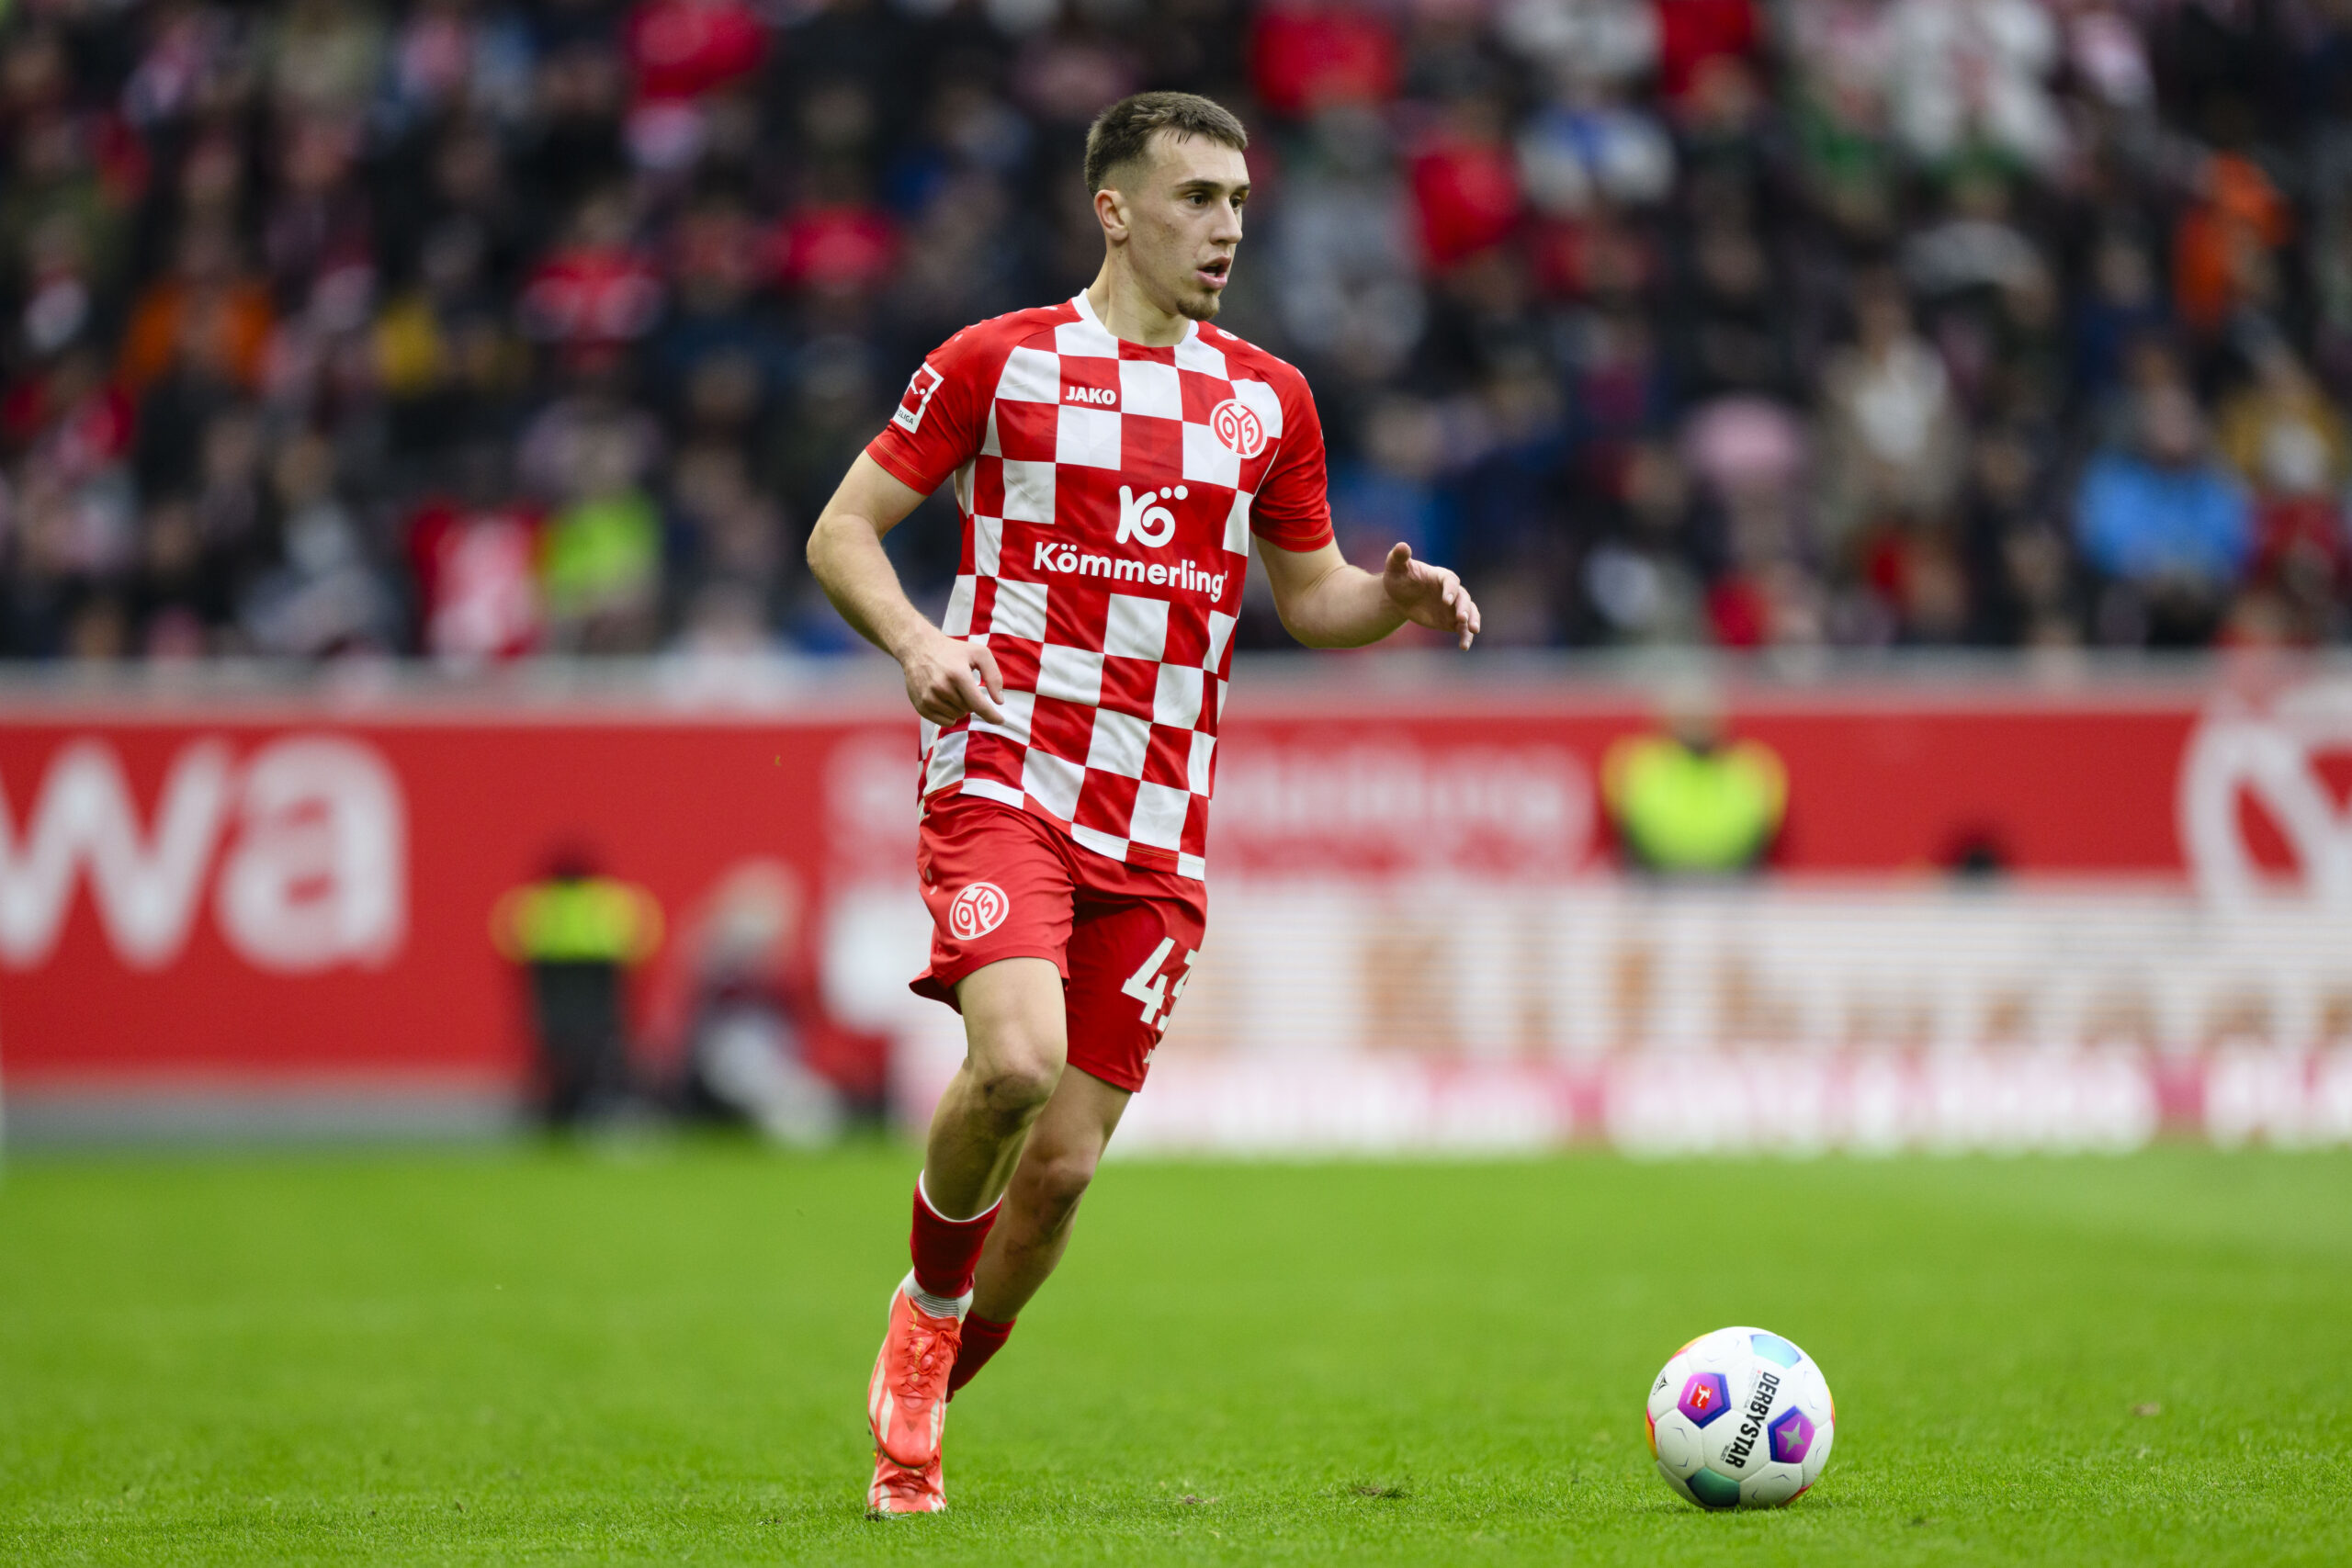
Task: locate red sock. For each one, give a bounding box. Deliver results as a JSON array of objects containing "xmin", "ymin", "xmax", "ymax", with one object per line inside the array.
[
  {"xmin": 948, "ymin": 1314, "xmax": 1016, "ymax": 1398},
  {"xmin": 908, "ymin": 1176, "xmax": 1000, "ymax": 1300}
]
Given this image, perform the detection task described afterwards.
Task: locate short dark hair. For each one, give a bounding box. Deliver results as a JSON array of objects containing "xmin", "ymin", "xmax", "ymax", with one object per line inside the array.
[{"xmin": 1083, "ymin": 92, "xmax": 1249, "ymax": 194}]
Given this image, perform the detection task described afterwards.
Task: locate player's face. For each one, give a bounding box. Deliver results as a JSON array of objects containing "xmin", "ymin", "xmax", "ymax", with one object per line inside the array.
[{"xmin": 1120, "ymin": 134, "xmax": 1250, "ymax": 321}]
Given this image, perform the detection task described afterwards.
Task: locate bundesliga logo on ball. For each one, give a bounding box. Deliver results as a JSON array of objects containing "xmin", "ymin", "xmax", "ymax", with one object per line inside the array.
[{"xmin": 1645, "ymin": 1327, "xmax": 1837, "ymax": 1509}]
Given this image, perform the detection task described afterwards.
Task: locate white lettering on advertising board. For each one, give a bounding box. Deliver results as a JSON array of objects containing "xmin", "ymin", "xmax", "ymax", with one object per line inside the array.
[{"xmin": 0, "ymin": 735, "xmax": 406, "ymax": 972}]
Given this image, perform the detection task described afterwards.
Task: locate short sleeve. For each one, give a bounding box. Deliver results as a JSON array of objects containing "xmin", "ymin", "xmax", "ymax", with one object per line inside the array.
[
  {"xmin": 865, "ymin": 327, "xmax": 999, "ymax": 497},
  {"xmin": 1248, "ymin": 370, "xmax": 1335, "ymax": 552}
]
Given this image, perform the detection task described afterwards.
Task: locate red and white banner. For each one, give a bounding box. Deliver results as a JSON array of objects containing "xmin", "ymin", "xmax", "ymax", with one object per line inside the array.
[{"xmin": 5, "ymin": 661, "xmax": 2351, "ymax": 1147}]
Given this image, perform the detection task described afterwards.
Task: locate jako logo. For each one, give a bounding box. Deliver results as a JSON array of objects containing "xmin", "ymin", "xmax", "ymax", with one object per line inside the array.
[
  {"xmin": 1116, "ymin": 483, "xmax": 1185, "ymax": 547},
  {"xmin": 0, "ymin": 735, "xmax": 406, "ymax": 973},
  {"xmin": 948, "ymin": 881, "xmax": 1009, "ymax": 940},
  {"xmin": 1065, "ymin": 385, "xmax": 1117, "ymax": 406},
  {"xmin": 1210, "ymin": 398, "xmax": 1266, "ymax": 458}
]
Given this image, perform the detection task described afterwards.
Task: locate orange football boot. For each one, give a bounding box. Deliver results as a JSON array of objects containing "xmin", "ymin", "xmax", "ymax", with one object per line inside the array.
[
  {"xmin": 865, "ymin": 1447, "xmax": 945, "ymax": 1517},
  {"xmin": 867, "ymin": 1272, "xmax": 962, "ymax": 1470}
]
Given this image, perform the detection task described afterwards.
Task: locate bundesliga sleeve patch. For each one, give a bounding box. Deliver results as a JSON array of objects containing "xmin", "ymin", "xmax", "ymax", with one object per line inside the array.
[{"xmin": 892, "ymin": 362, "xmax": 945, "ymax": 433}]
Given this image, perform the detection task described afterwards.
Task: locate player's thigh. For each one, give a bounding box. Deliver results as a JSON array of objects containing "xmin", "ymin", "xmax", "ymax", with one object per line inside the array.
[
  {"xmin": 955, "ymin": 956, "xmax": 1070, "ymax": 1085},
  {"xmin": 1061, "ymin": 887, "xmax": 1205, "ymax": 1094},
  {"xmin": 914, "ymin": 798, "xmax": 1080, "ymax": 1080}
]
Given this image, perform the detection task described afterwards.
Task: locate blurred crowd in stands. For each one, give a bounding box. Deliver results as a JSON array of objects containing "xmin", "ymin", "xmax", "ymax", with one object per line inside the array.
[{"xmin": 6, "ymin": 0, "xmax": 2352, "ymax": 663}]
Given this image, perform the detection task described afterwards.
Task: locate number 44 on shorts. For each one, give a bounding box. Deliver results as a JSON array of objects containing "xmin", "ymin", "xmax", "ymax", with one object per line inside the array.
[{"xmin": 1121, "ymin": 938, "xmax": 1195, "ymax": 1029}]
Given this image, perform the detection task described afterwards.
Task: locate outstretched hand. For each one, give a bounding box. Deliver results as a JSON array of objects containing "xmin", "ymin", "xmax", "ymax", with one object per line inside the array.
[{"xmin": 1382, "ymin": 543, "xmax": 1481, "ymax": 649}]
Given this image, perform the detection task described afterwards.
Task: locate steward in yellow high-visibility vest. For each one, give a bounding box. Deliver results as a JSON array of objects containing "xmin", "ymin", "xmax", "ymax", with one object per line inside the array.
[
  {"xmin": 493, "ymin": 877, "xmax": 664, "ymax": 965},
  {"xmin": 492, "ymin": 869, "xmax": 663, "ymax": 1126},
  {"xmin": 1602, "ymin": 728, "xmax": 1787, "ymax": 874}
]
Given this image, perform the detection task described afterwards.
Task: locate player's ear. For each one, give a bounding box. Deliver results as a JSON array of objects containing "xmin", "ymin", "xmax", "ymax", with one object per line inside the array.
[{"xmin": 1094, "ymin": 185, "xmax": 1128, "ymax": 243}]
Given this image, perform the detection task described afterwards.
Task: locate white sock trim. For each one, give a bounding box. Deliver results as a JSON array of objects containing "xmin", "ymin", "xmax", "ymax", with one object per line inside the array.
[
  {"xmin": 915, "ymin": 1172, "xmax": 1003, "ymax": 1226},
  {"xmin": 901, "ymin": 1270, "xmax": 973, "ymax": 1321}
]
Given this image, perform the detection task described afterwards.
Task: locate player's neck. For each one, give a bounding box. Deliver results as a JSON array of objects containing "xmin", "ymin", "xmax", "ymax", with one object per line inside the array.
[{"xmin": 1085, "ymin": 264, "xmax": 1192, "ymax": 348}]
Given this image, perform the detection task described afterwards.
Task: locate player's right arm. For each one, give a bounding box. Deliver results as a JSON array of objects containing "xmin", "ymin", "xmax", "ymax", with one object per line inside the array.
[{"xmin": 806, "ymin": 452, "xmax": 1004, "ymax": 727}]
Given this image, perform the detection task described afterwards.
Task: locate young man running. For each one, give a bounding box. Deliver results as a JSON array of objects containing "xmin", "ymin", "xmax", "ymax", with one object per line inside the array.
[{"xmin": 805, "ymin": 91, "xmax": 1482, "ymax": 1517}]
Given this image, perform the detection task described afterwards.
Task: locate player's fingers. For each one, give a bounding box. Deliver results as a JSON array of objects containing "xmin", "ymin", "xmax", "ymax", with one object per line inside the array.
[
  {"xmin": 1385, "ymin": 542, "xmax": 1413, "ymax": 575},
  {"xmin": 969, "ymin": 640, "xmax": 1005, "ymax": 702},
  {"xmin": 953, "ymin": 667, "xmax": 1005, "ymax": 726}
]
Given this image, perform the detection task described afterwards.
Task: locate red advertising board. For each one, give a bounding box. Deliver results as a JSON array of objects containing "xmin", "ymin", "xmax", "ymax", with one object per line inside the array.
[
  {"xmin": 3, "ymin": 662, "xmax": 2346, "ymax": 1116},
  {"xmin": 0, "ymin": 702, "xmax": 906, "ymax": 1096}
]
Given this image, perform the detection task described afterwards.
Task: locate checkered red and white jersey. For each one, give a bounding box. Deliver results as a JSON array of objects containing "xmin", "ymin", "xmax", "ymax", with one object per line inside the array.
[{"xmin": 865, "ymin": 290, "xmax": 1334, "ymax": 881}]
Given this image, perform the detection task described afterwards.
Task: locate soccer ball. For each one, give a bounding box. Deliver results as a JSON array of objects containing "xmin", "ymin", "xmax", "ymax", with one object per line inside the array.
[{"xmin": 1644, "ymin": 1326, "xmax": 1836, "ymax": 1509}]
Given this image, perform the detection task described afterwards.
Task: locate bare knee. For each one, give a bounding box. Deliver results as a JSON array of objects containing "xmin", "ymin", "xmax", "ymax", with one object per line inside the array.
[{"xmin": 967, "ymin": 1037, "xmax": 1062, "ymax": 1131}]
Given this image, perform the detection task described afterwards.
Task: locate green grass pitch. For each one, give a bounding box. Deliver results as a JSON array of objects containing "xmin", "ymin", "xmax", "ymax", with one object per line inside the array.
[{"xmin": 2, "ymin": 1141, "xmax": 2347, "ymax": 1564}]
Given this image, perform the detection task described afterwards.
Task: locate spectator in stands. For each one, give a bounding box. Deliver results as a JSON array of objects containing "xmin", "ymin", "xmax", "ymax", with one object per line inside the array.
[
  {"xmin": 239, "ymin": 430, "xmax": 401, "ymax": 657},
  {"xmin": 1962, "ymin": 421, "xmax": 2077, "ymax": 646},
  {"xmin": 1578, "ymin": 441, "xmax": 1708, "ymax": 644},
  {"xmin": 1681, "ymin": 395, "xmax": 1818, "ymax": 646},
  {"xmin": 2218, "ymin": 338, "xmax": 2352, "ymax": 642},
  {"xmin": 2076, "ymin": 383, "xmax": 2253, "ymax": 645},
  {"xmin": 1817, "ymin": 268, "xmax": 1966, "ymax": 544},
  {"xmin": 533, "ymin": 396, "xmax": 662, "ymax": 652},
  {"xmin": 404, "ymin": 442, "xmax": 545, "ymax": 665}
]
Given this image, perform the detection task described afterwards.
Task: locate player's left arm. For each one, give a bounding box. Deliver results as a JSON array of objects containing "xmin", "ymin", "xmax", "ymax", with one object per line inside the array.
[{"xmin": 1256, "ymin": 537, "xmax": 1481, "ymax": 650}]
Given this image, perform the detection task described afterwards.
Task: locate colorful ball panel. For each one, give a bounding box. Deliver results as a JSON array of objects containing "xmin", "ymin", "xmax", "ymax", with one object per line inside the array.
[
  {"xmin": 1685, "ymin": 1467, "xmax": 1742, "ymax": 1509},
  {"xmin": 1800, "ymin": 1419, "xmax": 1837, "ymax": 1486},
  {"xmin": 1769, "ymin": 1406, "xmax": 1817, "ymax": 1465},
  {"xmin": 1678, "ymin": 1371, "xmax": 1733, "ymax": 1427}
]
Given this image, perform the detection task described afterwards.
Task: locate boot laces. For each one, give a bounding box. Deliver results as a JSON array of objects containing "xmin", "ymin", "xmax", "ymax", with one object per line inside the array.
[{"xmin": 898, "ymin": 1314, "xmax": 953, "ymax": 1399}]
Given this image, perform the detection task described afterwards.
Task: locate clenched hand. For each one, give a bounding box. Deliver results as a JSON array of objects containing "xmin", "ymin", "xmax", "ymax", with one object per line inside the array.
[{"xmin": 900, "ymin": 628, "xmax": 1005, "ymax": 726}]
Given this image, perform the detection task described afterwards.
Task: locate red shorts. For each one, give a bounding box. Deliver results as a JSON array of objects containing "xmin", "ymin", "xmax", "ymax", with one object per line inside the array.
[{"xmin": 910, "ymin": 794, "xmax": 1207, "ymax": 1093}]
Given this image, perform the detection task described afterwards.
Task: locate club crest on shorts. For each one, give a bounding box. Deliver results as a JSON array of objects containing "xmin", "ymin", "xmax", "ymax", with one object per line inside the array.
[
  {"xmin": 947, "ymin": 881, "xmax": 1009, "ymax": 940},
  {"xmin": 1208, "ymin": 397, "xmax": 1266, "ymax": 458}
]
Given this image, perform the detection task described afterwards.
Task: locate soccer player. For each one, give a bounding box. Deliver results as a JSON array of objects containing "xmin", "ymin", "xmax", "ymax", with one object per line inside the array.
[{"xmin": 804, "ymin": 91, "xmax": 1482, "ymax": 1517}]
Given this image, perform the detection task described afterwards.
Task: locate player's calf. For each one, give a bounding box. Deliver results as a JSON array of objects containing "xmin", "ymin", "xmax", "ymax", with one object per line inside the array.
[
  {"xmin": 1006, "ymin": 1142, "xmax": 1101, "ymax": 1246},
  {"xmin": 941, "ymin": 1150, "xmax": 1096, "ymax": 1403},
  {"xmin": 946, "ymin": 1065, "xmax": 1130, "ymax": 1407}
]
